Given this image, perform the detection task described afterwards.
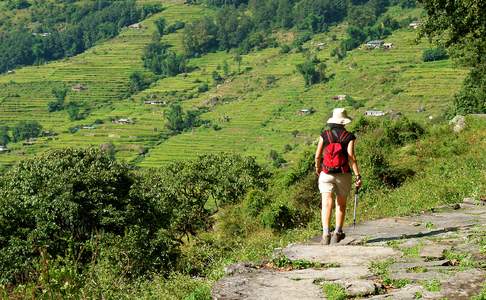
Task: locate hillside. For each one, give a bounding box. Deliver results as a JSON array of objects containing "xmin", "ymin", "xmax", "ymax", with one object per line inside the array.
[
  {"xmin": 0, "ymin": 1, "xmax": 467, "ymax": 170},
  {"xmin": 0, "ymin": 1, "xmax": 485, "ymax": 299}
]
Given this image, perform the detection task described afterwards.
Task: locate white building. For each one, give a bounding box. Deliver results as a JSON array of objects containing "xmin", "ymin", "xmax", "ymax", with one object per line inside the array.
[{"xmin": 364, "ymin": 110, "xmax": 386, "ymax": 117}]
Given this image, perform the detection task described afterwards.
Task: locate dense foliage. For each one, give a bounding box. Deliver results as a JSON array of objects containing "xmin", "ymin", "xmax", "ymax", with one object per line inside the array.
[
  {"xmin": 0, "ymin": 1, "xmax": 162, "ymax": 73},
  {"xmin": 10, "ymin": 120, "xmax": 42, "ymax": 143},
  {"xmin": 419, "ymin": 0, "xmax": 486, "ymax": 114},
  {"xmin": 422, "ymin": 47, "xmax": 448, "ymax": 62},
  {"xmin": 164, "ymin": 103, "xmax": 209, "ymax": 133},
  {"xmin": 0, "ymin": 149, "xmax": 269, "ymax": 288},
  {"xmin": 142, "ymin": 42, "xmax": 187, "ymax": 76},
  {"xmin": 182, "ymin": 0, "xmax": 348, "ymax": 57},
  {"xmin": 296, "ymin": 56, "xmax": 330, "ymax": 86}
]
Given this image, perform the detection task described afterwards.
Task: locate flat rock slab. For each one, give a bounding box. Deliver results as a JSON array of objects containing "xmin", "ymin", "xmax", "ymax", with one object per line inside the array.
[
  {"xmin": 334, "ymin": 279, "xmax": 380, "ymax": 297},
  {"xmin": 282, "ymin": 245, "xmax": 399, "ymax": 266},
  {"xmin": 438, "ymin": 269, "xmax": 486, "ymax": 300},
  {"xmin": 342, "ymin": 203, "xmax": 486, "ymax": 245},
  {"xmin": 419, "ymin": 244, "xmax": 449, "ymax": 259},
  {"xmin": 367, "ymin": 285, "xmax": 427, "ymax": 300},
  {"xmin": 212, "ymin": 266, "xmax": 370, "ymax": 300}
]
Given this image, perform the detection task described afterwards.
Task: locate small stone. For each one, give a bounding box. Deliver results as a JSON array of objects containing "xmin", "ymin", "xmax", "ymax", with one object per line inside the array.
[
  {"xmin": 224, "ymin": 262, "xmax": 255, "ymax": 276},
  {"xmin": 449, "ymin": 115, "xmax": 466, "ymax": 133},
  {"xmin": 335, "ymin": 279, "xmax": 380, "ymax": 297},
  {"xmin": 419, "ymin": 244, "xmax": 449, "ymax": 259}
]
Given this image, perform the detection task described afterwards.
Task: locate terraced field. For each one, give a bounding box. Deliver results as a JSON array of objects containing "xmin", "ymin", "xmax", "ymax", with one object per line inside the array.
[
  {"xmin": 0, "ymin": 3, "xmax": 467, "ymax": 170},
  {"xmin": 0, "ymin": 1, "xmax": 210, "ymax": 167}
]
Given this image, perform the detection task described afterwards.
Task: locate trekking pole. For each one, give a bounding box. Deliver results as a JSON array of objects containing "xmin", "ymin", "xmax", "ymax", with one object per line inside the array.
[{"xmin": 353, "ymin": 186, "xmax": 359, "ymax": 229}]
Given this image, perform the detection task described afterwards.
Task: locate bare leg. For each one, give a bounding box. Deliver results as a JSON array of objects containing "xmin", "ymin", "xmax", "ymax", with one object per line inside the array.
[
  {"xmin": 321, "ymin": 192, "xmax": 334, "ymax": 233},
  {"xmin": 335, "ymin": 195, "xmax": 347, "ymax": 231}
]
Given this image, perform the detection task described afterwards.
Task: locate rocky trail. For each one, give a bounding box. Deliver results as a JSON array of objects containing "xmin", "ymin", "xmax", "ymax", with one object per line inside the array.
[{"xmin": 212, "ymin": 198, "xmax": 486, "ymax": 299}]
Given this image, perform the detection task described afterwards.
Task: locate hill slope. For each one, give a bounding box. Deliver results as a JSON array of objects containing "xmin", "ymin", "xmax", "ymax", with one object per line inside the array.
[{"xmin": 0, "ymin": 2, "xmax": 467, "ymax": 170}]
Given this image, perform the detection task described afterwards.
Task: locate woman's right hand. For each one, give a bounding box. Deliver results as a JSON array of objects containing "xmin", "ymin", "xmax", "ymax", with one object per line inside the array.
[{"xmin": 355, "ymin": 175, "xmax": 362, "ymax": 188}]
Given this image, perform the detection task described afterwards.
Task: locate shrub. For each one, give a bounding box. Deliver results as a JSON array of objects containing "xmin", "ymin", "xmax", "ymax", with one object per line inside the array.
[
  {"xmin": 280, "ymin": 44, "xmax": 291, "ymax": 54},
  {"xmin": 0, "ymin": 126, "xmax": 10, "ymax": 145},
  {"xmin": 66, "ymin": 102, "xmax": 86, "ymax": 121},
  {"xmin": 422, "ymin": 47, "xmax": 448, "ymax": 62},
  {"xmin": 0, "ymin": 149, "xmax": 178, "ymax": 284},
  {"xmin": 197, "ymin": 82, "xmax": 209, "ymax": 93},
  {"xmin": 242, "ymin": 189, "xmax": 270, "ymax": 217},
  {"xmin": 380, "ymin": 117, "xmax": 425, "ymax": 146},
  {"xmin": 269, "ymin": 150, "xmax": 286, "ymax": 168},
  {"xmin": 12, "ymin": 120, "xmax": 42, "ymax": 142},
  {"xmin": 261, "ymin": 204, "xmax": 296, "ymax": 231},
  {"xmin": 296, "ymin": 56, "xmax": 330, "ymax": 87}
]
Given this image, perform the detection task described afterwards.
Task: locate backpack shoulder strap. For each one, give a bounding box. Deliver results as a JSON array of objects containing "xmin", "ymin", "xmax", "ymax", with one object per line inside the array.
[
  {"xmin": 339, "ymin": 131, "xmax": 350, "ymax": 143},
  {"xmin": 325, "ymin": 130, "xmax": 334, "ymax": 144}
]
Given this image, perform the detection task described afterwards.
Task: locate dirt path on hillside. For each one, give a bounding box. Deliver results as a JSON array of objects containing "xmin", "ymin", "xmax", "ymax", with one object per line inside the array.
[{"xmin": 212, "ymin": 198, "xmax": 486, "ymax": 299}]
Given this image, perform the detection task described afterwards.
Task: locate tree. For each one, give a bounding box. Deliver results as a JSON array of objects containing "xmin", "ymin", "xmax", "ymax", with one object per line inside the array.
[
  {"xmin": 419, "ymin": 0, "xmax": 486, "ymax": 114},
  {"xmin": 234, "ymin": 53, "xmax": 242, "ymax": 73},
  {"xmin": 0, "ymin": 126, "xmax": 10, "ymax": 145},
  {"xmin": 296, "ymin": 57, "xmax": 330, "ymax": 87},
  {"xmin": 0, "ymin": 148, "xmax": 178, "ymax": 284},
  {"xmin": 276, "ymin": 0, "xmax": 293, "ymax": 28},
  {"xmin": 142, "ymin": 42, "xmax": 187, "ymax": 76},
  {"xmin": 66, "ymin": 102, "xmax": 85, "ymax": 121},
  {"xmin": 155, "ymin": 17, "xmax": 166, "ymax": 36},
  {"xmin": 165, "ymin": 103, "xmax": 185, "ymax": 133},
  {"xmin": 182, "ymin": 17, "xmax": 218, "ymax": 56},
  {"xmin": 422, "ymin": 47, "xmax": 448, "ymax": 62},
  {"xmin": 47, "ymin": 86, "xmax": 68, "ymax": 112},
  {"xmin": 129, "ymin": 71, "xmax": 152, "ymax": 93},
  {"xmin": 12, "ymin": 121, "xmax": 42, "ymax": 142}
]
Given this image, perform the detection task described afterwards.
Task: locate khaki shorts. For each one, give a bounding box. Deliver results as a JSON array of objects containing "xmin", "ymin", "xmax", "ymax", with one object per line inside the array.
[{"xmin": 318, "ymin": 172, "xmax": 352, "ymax": 197}]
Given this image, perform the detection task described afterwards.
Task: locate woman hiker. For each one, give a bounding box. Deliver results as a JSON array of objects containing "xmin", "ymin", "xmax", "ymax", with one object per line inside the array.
[{"xmin": 314, "ymin": 108, "xmax": 362, "ymax": 245}]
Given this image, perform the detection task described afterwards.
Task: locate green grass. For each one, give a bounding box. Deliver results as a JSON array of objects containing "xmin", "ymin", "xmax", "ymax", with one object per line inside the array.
[
  {"xmin": 322, "ymin": 282, "xmax": 347, "ymax": 300},
  {"xmin": 370, "ymin": 259, "xmax": 411, "ymax": 289},
  {"xmin": 423, "ymin": 279, "xmax": 441, "ymax": 292}
]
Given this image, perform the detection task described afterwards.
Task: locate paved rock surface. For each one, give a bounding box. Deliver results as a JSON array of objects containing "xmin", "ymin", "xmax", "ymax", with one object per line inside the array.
[{"xmin": 212, "ymin": 200, "xmax": 486, "ymax": 299}]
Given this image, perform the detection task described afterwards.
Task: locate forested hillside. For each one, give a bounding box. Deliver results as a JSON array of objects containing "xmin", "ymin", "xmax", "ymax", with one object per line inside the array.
[
  {"xmin": 0, "ymin": 0, "xmax": 484, "ymax": 298},
  {"xmin": 0, "ymin": 0, "xmax": 162, "ymax": 73}
]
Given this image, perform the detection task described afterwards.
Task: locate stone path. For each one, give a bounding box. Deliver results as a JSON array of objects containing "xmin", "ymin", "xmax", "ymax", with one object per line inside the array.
[{"xmin": 212, "ymin": 199, "xmax": 486, "ymax": 299}]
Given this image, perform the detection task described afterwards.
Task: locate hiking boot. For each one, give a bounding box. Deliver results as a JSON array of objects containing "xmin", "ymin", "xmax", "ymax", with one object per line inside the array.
[
  {"xmin": 321, "ymin": 233, "xmax": 331, "ymax": 245},
  {"xmin": 331, "ymin": 232, "xmax": 346, "ymax": 244}
]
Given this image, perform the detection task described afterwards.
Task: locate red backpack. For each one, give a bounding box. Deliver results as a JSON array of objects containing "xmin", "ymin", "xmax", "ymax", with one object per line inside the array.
[{"xmin": 322, "ymin": 130, "xmax": 350, "ymax": 174}]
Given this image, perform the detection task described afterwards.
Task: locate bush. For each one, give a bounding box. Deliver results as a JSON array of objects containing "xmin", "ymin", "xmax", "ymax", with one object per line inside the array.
[
  {"xmin": 0, "ymin": 149, "xmax": 269, "ymax": 287},
  {"xmin": 269, "ymin": 150, "xmax": 286, "ymax": 168},
  {"xmin": 261, "ymin": 204, "xmax": 296, "ymax": 231},
  {"xmin": 12, "ymin": 120, "xmax": 42, "ymax": 142},
  {"xmin": 197, "ymin": 82, "xmax": 209, "ymax": 93},
  {"xmin": 280, "ymin": 44, "xmax": 291, "ymax": 54},
  {"xmin": 422, "ymin": 47, "xmax": 448, "ymax": 62},
  {"xmin": 380, "ymin": 117, "xmax": 425, "ymax": 146},
  {"xmin": 0, "ymin": 149, "xmax": 178, "ymax": 284},
  {"xmin": 242, "ymin": 189, "xmax": 270, "ymax": 217}
]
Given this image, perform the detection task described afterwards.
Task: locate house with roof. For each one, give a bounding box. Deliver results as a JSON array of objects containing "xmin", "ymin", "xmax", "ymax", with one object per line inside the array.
[
  {"xmin": 129, "ymin": 23, "xmax": 143, "ymax": 29},
  {"xmin": 409, "ymin": 21, "xmax": 421, "ymax": 29},
  {"xmin": 365, "ymin": 40, "xmax": 384, "ymax": 49},
  {"xmin": 113, "ymin": 118, "xmax": 134, "ymax": 125},
  {"xmin": 332, "ymin": 95, "xmax": 347, "ymax": 101},
  {"xmin": 72, "ymin": 84, "xmax": 87, "ymax": 92},
  {"xmin": 364, "ymin": 110, "xmax": 386, "ymax": 116},
  {"xmin": 144, "ymin": 100, "xmax": 166, "ymax": 105},
  {"xmin": 0, "ymin": 145, "xmax": 9, "ymax": 153}
]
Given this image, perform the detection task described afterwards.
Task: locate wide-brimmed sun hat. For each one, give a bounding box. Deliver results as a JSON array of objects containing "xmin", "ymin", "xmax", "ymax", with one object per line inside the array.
[{"xmin": 327, "ymin": 108, "xmax": 352, "ymax": 125}]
